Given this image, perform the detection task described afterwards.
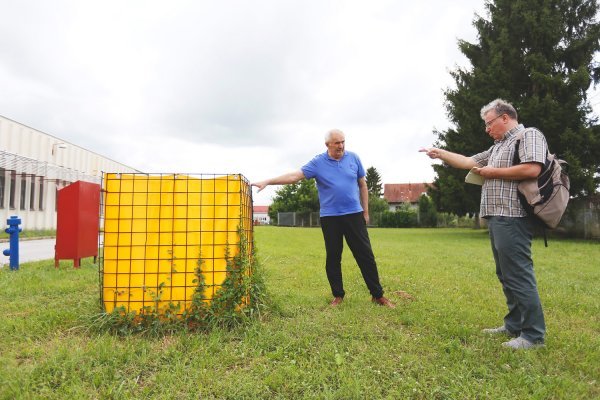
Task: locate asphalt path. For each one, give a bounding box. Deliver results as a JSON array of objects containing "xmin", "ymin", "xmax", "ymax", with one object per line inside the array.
[
  {"xmin": 1, "ymin": 238, "xmax": 56, "ymax": 266},
  {"xmin": 1, "ymin": 236, "xmax": 105, "ymax": 268}
]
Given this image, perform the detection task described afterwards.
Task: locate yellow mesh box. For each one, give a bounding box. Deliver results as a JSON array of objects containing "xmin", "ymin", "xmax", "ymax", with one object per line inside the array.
[{"xmin": 100, "ymin": 173, "xmax": 253, "ymax": 315}]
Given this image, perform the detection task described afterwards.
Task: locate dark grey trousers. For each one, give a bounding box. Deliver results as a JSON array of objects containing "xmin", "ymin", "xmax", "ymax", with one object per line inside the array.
[
  {"xmin": 487, "ymin": 216, "xmax": 546, "ymax": 343},
  {"xmin": 320, "ymin": 212, "xmax": 384, "ymax": 299}
]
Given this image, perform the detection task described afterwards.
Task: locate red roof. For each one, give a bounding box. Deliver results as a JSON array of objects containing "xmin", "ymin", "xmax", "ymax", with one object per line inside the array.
[
  {"xmin": 253, "ymin": 205, "xmax": 270, "ymax": 213},
  {"xmin": 383, "ymin": 183, "xmax": 430, "ymax": 203}
]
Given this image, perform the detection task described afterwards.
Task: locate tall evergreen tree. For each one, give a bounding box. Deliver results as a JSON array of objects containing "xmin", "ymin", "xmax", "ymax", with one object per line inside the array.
[
  {"xmin": 365, "ymin": 166, "xmax": 383, "ymax": 197},
  {"xmin": 431, "ymin": 0, "xmax": 600, "ymax": 215}
]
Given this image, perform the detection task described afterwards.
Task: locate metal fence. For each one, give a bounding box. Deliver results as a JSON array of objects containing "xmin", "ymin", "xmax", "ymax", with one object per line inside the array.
[
  {"xmin": 559, "ymin": 194, "xmax": 600, "ymax": 240},
  {"xmin": 274, "ymin": 194, "xmax": 600, "ymax": 240},
  {"xmin": 277, "ymin": 212, "xmax": 321, "ymax": 227},
  {"xmin": 0, "ymin": 150, "xmax": 100, "ymax": 183}
]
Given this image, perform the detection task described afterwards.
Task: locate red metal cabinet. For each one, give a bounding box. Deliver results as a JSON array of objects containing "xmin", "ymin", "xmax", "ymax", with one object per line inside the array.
[{"xmin": 55, "ymin": 181, "xmax": 100, "ymax": 268}]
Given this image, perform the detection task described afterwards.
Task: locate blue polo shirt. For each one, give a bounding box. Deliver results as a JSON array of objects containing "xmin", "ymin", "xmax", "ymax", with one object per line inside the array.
[{"xmin": 301, "ymin": 151, "xmax": 365, "ymax": 217}]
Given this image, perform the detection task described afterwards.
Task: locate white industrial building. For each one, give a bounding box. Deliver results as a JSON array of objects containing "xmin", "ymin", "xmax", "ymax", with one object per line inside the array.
[{"xmin": 0, "ymin": 115, "xmax": 140, "ymax": 230}]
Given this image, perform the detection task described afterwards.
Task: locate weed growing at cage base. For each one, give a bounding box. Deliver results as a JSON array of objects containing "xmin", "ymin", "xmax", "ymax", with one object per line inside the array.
[{"xmin": 91, "ymin": 230, "xmax": 270, "ymax": 336}]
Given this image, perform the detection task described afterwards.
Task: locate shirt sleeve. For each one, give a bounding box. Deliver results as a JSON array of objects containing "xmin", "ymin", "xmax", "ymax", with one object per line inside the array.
[
  {"xmin": 301, "ymin": 155, "xmax": 319, "ymax": 179},
  {"xmin": 354, "ymin": 153, "xmax": 366, "ymax": 179},
  {"xmin": 520, "ymin": 128, "xmax": 548, "ymax": 164},
  {"xmin": 471, "ymin": 146, "xmax": 493, "ymax": 167}
]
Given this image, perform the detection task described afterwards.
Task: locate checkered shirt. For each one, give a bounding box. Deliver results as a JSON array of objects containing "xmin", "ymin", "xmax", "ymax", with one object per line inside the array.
[{"xmin": 471, "ymin": 124, "xmax": 548, "ymax": 218}]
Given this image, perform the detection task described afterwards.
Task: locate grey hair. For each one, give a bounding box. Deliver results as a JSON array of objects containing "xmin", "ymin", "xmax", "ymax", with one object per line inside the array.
[
  {"xmin": 325, "ymin": 128, "xmax": 345, "ymax": 143},
  {"xmin": 480, "ymin": 99, "xmax": 518, "ymax": 120}
]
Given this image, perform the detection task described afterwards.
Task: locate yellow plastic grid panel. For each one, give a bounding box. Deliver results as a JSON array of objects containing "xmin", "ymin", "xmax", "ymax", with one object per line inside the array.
[{"xmin": 100, "ymin": 173, "xmax": 253, "ymax": 314}]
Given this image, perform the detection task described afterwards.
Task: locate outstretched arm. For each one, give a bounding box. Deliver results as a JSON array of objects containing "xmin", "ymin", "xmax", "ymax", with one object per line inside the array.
[
  {"xmin": 419, "ymin": 147, "xmax": 476, "ymax": 170},
  {"xmin": 251, "ymin": 170, "xmax": 306, "ymax": 192}
]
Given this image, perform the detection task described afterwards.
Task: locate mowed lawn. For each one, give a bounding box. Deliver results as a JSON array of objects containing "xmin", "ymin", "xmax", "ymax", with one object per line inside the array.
[{"xmin": 0, "ymin": 227, "xmax": 598, "ymax": 399}]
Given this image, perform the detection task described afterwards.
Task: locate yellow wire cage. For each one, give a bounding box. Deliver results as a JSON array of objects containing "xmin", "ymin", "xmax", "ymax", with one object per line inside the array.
[{"xmin": 100, "ymin": 173, "xmax": 253, "ymax": 315}]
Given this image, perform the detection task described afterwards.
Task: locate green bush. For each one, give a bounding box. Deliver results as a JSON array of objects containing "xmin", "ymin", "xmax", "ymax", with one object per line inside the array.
[
  {"xmin": 436, "ymin": 212, "xmax": 481, "ymax": 228},
  {"xmin": 380, "ymin": 207, "xmax": 418, "ymax": 228}
]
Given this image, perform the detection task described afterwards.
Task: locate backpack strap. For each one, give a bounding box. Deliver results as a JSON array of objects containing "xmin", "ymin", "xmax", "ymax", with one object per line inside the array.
[
  {"xmin": 512, "ymin": 128, "xmax": 550, "ymax": 166},
  {"xmin": 512, "ymin": 129, "xmax": 549, "ymax": 247}
]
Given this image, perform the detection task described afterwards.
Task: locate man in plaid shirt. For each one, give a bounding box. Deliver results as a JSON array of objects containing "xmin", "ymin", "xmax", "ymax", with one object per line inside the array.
[{"xmin": 420, "ymin": 99, "xmax": 547, "ymax": 350}]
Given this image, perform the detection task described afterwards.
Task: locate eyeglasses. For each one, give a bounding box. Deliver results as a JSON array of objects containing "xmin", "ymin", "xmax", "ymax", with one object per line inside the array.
[{"xmin": 484, "ymin": 113, "xmax": 505, "ymax": 128}]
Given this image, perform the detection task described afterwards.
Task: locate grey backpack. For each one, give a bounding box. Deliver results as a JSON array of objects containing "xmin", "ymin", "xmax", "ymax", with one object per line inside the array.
[{"xmin": 513, "ymin": 130, "xmax": 570, "ymax": 245}]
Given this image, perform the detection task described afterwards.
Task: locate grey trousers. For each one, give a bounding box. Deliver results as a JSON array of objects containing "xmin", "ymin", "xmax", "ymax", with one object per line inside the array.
[{"xmin": 487, "ymin": 216, "xmax": 546, "ymax": 343}]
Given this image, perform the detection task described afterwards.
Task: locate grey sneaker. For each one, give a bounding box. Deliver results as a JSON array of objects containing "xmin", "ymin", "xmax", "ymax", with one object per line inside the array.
[
  {"xmin": 502, "ymin": 336, "xmax": 545, "ymax": 350},
  {"xmin": 482, "ymin": 325, "xmax": 518, "ymax": 337}
]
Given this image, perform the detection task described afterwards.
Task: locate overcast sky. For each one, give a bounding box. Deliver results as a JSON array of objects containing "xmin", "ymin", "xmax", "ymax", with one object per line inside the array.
[{"xmin": 1, "ymin": 0, "xmax": 493, "ymax": 204}]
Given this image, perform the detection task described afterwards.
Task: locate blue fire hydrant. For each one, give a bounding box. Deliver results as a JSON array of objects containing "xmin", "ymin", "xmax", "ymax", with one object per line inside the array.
[{"xmin": 3, "ymin": 216, "xmax": 22, "ymax": 270}]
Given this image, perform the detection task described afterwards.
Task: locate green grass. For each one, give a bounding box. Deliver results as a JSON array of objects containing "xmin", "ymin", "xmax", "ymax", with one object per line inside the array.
[
  {"xmin": 0, "ymin": 229, "xmax": 56, "ymax": 241},
  {"xmin": 0, "ymin": 227, "xmax": 598, "ymax": 399}
]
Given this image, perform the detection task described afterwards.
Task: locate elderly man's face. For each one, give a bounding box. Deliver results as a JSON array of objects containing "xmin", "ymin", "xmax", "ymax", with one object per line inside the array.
[
  {"xmin": 483, "ymin": 111, "xmax": 508, "ymax": 141},
  {"xmin": 326, "ymin": 133, "xmax": 345, "ymax": 160}
]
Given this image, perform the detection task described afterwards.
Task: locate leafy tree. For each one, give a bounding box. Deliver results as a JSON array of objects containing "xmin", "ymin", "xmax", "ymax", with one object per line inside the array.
[
  {"xmin": 431, "ymin": 0, "xmax": 600, "ymax": 215},
  {"xmin": 268, "ymin": 179, "xmax": 319, "ymax": 221},
  {"xmin": 368, "ymin": 194, "xmax": 389, "ymax": 226},
  {"xmin": 368, "ymin": 195, "xmax": 389, "ymax": 213},
  {"xmin": 365, "ymin": 166, "xmax": 383, "ymax": 197}
]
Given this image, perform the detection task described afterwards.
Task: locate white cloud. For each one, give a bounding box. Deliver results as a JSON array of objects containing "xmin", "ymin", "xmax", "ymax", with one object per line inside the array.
[{"xmin": 0, "ymin": 0, "xmax": 486, "ymax": 205}]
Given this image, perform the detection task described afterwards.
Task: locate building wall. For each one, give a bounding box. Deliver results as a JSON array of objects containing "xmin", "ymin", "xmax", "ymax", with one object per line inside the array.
[
  {"xmin": 0, "ymin": 115, "xmax": 140, "ymax": 230},
  {"xmin": 253, "ymin": 212, "xmax": 270, "ymax": 225}
]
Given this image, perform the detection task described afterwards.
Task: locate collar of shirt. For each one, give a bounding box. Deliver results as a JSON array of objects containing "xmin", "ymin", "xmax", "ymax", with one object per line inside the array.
[
  {"xmin": 325, "ymin": 151, "xmax": 346, "ymax": 161},
  {"xmin": 495, "ymin": 124, "xmax": 525, "ymax": 144}
]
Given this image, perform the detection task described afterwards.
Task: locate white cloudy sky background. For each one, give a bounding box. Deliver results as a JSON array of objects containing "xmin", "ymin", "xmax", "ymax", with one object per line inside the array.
[{"xmin": 0, "ymin": 0, "xmax": 490, "ymax": 204}]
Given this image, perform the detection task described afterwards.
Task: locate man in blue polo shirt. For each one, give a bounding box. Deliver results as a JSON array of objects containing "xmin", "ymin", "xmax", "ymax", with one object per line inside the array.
[{"xmin": 251, "ymin": 129, "xmax": 394, "ymax": 308}]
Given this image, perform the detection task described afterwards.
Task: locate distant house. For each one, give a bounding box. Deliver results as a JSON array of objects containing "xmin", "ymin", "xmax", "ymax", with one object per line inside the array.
[
  {"xmin": 253, "ymin": 205, "xmax": 270, "ymax": 225},
  {"xmin": 383, "ymin": 183, "xmax": 431, "ymax": 211}
]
